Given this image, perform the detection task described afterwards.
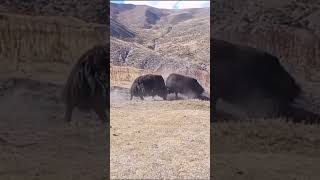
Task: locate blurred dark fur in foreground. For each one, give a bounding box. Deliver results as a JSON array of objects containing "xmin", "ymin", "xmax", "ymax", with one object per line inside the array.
[
  {"xmin": 62, "ymin": 45, "xmax": 109, "ymax": 123},
  {"xmin": 212, "ymin": 39, "xmax": 320, "ymax": 124}
]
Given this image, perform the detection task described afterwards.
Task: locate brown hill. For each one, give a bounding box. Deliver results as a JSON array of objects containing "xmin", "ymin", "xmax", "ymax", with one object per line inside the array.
[
  {"xmin": 110, "ymin": 19, "xmax": 136, "ymax": 39},
  {"xmin": 110, "ymin": 3, "xmax": 210, "ymax": 89}
]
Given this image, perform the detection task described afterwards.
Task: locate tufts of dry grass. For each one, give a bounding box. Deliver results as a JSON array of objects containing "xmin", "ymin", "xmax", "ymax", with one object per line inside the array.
[{"xmin": 110, "ymin": 65, "xmax": 143, "ymax": 83}]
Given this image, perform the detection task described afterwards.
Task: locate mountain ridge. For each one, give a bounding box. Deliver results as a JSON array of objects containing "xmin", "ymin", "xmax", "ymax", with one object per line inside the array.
[{"xmin": 110, "ymin": 2, "xmax": 210, "ymax": 88}]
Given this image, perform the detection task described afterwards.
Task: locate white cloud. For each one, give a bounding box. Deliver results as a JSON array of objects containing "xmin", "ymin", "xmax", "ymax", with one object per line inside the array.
[
  {"xmin": 175, "ymin": 1, "xmax": 210, "ymax": 9},
  {"xmin": 122, "ymin": 1, "xmax": 209, "ymax": 9}
]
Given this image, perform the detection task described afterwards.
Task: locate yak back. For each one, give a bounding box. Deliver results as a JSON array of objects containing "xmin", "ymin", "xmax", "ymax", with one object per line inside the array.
[
  {"xmin": 130, "ymin": 74, "xmax": 166, "ymax": 96},
  {"xmin": 166, "ymin": 73, "xmax": 205, "ymax": 96},
  {"xmin": 212, "ymin": 39, "xmax": 301, "ymax": 105}
]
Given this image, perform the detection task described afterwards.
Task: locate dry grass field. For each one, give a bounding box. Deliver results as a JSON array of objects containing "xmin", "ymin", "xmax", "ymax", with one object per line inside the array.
[
  {"xmin": 110, "ymin": 75, "xmax": 210, "ymax": 179},
  {"xmin": 213, "ymin": 119, "xmax": 320, "ymax": 180},
  {"xmin": 0, "ymin": 78, "xmax": 108, "ymax": 180},
  {"xmin": 111, "ymin": 99, "xmax": 210, "ymax": 179}
]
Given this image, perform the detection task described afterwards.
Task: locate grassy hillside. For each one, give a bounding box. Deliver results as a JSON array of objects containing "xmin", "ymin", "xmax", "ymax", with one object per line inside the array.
[{"xmin": 110, "ymin": 3, "xmax": 210, "ymax": 89}]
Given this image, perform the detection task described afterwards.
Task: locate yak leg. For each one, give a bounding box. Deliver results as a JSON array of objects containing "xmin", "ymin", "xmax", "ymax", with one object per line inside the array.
[
  {"xmin": 130, "ymin": 94, "xmax": 133, "ymax": 100},
  {"xmin": 94, "ymin": 107, "xmax": 108, "ymax": 124},
  {"xmin": 211, "ymin": 97, "xmax": 218, "ymax": 123},
  {"xmin": 175, "ymin": 92, "xmax": 178, "ymax": 99},
  {"xmin": 140, "ymin": 96, "xmax": 144, "ymax": 100},
  {"xmin": 64, "ymin": 105, "xmax": 74, "ymax": 123}
]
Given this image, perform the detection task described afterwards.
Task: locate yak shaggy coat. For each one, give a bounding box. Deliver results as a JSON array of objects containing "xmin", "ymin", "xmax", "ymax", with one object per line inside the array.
[{"xmin": 62, "ymin": 45, "xmax": 109, "ymax": 123}]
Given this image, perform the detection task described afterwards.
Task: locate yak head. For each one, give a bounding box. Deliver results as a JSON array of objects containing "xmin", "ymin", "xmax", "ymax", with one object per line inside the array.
[
  {"xmin": 158, "ymin": 86, "xmax": 168, "ymax": 100},
  {"xmin": 166, "ymin": 86, "xmax": 174, "ymax": 94}
]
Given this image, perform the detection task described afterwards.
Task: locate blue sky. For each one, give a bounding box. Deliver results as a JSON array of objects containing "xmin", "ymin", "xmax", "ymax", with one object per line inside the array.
[{"xmin": 110, "ymin": 1, "xmax": 210, "ymax": 9}]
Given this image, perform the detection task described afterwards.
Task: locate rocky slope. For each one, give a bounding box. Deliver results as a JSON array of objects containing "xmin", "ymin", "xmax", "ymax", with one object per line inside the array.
[
  {"xmin": 0, "ymin": 0, "xmax": 107, "ymax": 24},
  {"xmin": 110, "ymin": 3, "xmax": 210, "ymax": 89}
]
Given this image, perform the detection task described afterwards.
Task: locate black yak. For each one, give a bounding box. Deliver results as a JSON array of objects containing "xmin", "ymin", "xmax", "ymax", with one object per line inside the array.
[
  {"xmin": 62, "ymin": 45, "xmax": 109, "ymax": 123},
  {"xmin": 212, "ymin": 39, "xmax": 319, "ymax": 124},
  {"xmin": 166, "ymin": 73, "xmax": 205, "ymax": 99},
  {"xmin": 130, "ymin": 74, "xmax": 167, "ymax": 100}
]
